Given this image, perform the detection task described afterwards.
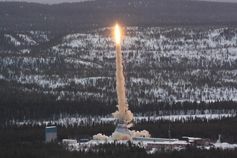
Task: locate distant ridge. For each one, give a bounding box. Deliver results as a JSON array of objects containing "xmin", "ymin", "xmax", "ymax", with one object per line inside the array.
[
  {"xmin": 1, "ymin": 0, "xmax": 237, "ymax": 32},
  {"xmin": 1, "ymin": 0, "xmax": 237, "ymax": 4},
  {"xmin": 0, "ymin": 0, "xmax": 91, "ymax": 4}
]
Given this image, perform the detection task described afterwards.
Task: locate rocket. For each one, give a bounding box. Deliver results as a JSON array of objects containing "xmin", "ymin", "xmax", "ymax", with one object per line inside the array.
[{"xmin": 112, "ymin": 24, "xmax": 133, "ymax": 124}]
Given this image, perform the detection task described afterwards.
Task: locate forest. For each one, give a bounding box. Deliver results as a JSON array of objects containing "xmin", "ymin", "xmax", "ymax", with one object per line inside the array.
[
  {"xmin": 1, "ymin": 0, "xmax": 237, "ymax": 157},
  {"xmin": 3, "ymin": 117, "xmax": 237, "ymax": 142},
  {"xmin": 1, "ymin": 117, "xmax": 237, "ymax": 158},
  {"xmin": 1, "ymin": 141, "xmax": 237, "ymax": 158},
  {"xmin": 0, "ymin": 82, "xmax": 236, "ymax": 121}
]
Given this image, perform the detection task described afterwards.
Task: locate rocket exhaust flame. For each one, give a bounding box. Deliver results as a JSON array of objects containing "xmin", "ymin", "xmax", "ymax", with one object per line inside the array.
[
  {"xmin": 114, "ymin": 24, "xmax": 121, "ymax": 45},
  {"xmin": 112, "ymin": 24, "xmax": 133, "ymax": 124}
]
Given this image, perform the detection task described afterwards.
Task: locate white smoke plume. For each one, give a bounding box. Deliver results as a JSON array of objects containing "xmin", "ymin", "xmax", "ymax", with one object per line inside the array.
[
  {"xmin": 130, "ymin": 130, "xmax": 151, "ymax": 138},
  {"xmin": 112, "ymin": 44, "xmax": 134, "ymax": 124},
  {"xmin": 93, "ymin": 25, "xmax": 150, "ymax": 142},
  {"xmin": 112, "ymin": 131, "xmax": 132, "ymax": 141},
  {"xmin": 93, "ymin": 133, "xmax": 109, "ymax": 141},
  {"xmin": 93, "ymin": 130, "xmax": 150, "ymax": 142}
]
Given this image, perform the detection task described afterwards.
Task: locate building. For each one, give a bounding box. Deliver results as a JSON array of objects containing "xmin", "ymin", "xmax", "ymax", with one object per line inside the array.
[
  {"xmin": 146, "ymin": 140, "xmax": 189, "ymax": 151},
  {"xmin": 133, "ymin": 137, "xmax": 189, "ymax": 152},
  {"xmin": 45, "ymin": 126, "xmax": 57, "ymax": 143},
  {"xmin": 182, "ymin": 136, "xmax": 211, "ymax": 147},
  {"xmin": 62, "ymin": 139, "xmax": 78, "ymax": 145}
]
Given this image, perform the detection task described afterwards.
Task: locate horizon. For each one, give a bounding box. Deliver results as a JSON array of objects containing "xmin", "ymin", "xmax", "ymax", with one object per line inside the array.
[{"xmin": 1, "ymin": 0, "xmax": 237, "ymax": 4}]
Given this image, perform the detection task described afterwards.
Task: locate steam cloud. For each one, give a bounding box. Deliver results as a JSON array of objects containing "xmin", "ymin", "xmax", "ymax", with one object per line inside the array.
[
  {"xmin": 130, "ymin": 130, "xmax": 151, "ymax": 138},
  {"xmin": 93, "ymin": 130, "xmax": 150, "ymax": 141},
  {"xmin": 93, "ymin": 133, "xmax": 109, "ymax": 141}
]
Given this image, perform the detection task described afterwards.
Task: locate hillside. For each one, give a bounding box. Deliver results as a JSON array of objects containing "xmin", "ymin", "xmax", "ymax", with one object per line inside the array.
[
  {"xmin": 1, "ymin": 0, "xmax": 237, "ymax": 32},
  {"xmin": 1, "ymin": 0, "xmax": 237, "ymax": 118},
  {"xmin": 1, "ymin": 27, "xmax": 237, "ymax": 106}
]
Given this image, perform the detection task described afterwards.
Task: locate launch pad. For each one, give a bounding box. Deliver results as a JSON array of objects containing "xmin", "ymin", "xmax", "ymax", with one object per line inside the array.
[{"xmin": 112, "ymin": 123, "xmax": 131, "ymax": 141}]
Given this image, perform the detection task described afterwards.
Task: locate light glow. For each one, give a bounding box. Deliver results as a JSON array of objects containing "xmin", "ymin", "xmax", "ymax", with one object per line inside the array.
[{"xmin": 114, "ymin": 23, "xmax": 121, "ymax": 45}]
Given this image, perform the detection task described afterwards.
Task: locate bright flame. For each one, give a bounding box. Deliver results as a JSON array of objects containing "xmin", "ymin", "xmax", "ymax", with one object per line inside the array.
[{"xmin": 114, "ymin": 24, "xmax": 121, "ymax": 44}]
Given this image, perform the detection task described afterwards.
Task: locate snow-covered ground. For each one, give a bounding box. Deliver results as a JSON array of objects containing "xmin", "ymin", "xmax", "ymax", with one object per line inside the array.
[
  {"xmin": 4, "ymin": 34, "xmax": 21, "ymax": 46},
  {"xmin": 11, "ymin": 113, "xmax": 236, "ymax": 126},
  {"xmin": 214, "ymin": 142, "xmax": 237, "ymax": 150},
  {"xmin": 1, "ymin": 27, "xmax": 237, "ymax": 104},
  {"xmin": 62, "ymin": 137, "xmax": 237, "ymax": 154},
  {"xmin": 18, "ymin": 34, "xmax": 37, "ymax": 45}
]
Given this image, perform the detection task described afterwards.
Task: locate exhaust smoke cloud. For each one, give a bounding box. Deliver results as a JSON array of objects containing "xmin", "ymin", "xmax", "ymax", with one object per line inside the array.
[
  {"xmin": 112, "ymin": 24, "xmax": 134, "ymax": 124},
  {"xmin": 93, "ymin": 24, "xmax": 150, "ymax": 141}
]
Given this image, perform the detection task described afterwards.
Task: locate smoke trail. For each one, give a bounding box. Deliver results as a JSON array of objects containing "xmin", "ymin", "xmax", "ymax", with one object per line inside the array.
[
  {"xmin": 93, "ymin": 25, "xmax": 150, "ymax": 141},
  {"xmin": 112, "ymin": 43, "xmax": 133, "ymax": 124}
]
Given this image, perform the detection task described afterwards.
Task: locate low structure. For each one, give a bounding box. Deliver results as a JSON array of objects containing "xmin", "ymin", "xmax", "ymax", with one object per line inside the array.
[
  {"xmin": 182, "ymin": 136, "xmax": 211, "ymax": 147},
  {"xmin": 45, "ymin": 126, "xmax": 57, "ymax": 143},
  {"xmin": 62, "ymin": 136, "xmax": 237, "ymax": 153},
  {"xmin": 62, "ymin": 139, "xmax": 78, "ymax": 145},
  {"xmin": 133, "ymin": 137, "xmax": 189, "ymax": 151},
  {"xmin": 62, "ymin": 139, "xmax": 79, "ymax": 150},
  {"xmin": 112, "ymin": 123, "xmax": 131, "ymax": 140}
]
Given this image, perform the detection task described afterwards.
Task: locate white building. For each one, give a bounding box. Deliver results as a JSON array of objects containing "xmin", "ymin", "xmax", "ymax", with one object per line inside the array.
[{"xmin": 45, "ymin": 126, "xmax": 57, "ymax": 143}]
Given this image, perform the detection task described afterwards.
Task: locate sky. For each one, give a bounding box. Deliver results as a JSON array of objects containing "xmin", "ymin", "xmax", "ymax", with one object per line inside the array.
[
  {"xmin": 0, "ymin": 0, "xmax": 237, "ymax": 4},
  {"xmin": 0, "ymin": 0, "xmax": 91, "ymax": 4}
]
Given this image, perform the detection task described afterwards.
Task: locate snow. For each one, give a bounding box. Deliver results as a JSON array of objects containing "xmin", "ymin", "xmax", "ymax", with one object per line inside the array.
[
  {"xmin": 29, "ymin": 31, "xmax": 49, "ymax": 42},
  {"xmin": 182, "ymin": 136, "xmax": 202, "ymax": 140},
  {"xmin": 0, "ymin": 75, "xmax": 5, "ymax": 80},
  {"xmin": 62, "ymin": 139, "xmax": 78, "ymax": 145},
  {"xmin": 48, "ymin": 27, "xmax": 237, "ymax": 103},
  {"xmin": 11, "ymin": 113, "xmax": 236, "ymax": 127},
  {"xmin": 130, "ymin": 77, "xmax": 151, "ymax": 84},
  {"xmin": 20, "ymin": 49, "xmax": 31, "ymax": 54},
  {"xmin": 2, "ymin": 27, "xmax": 237, "ymax": 104},
  {"xmin": 59, "ymin": 33, "xmax": 113, "ymax": 50},
  {"xmin": 135, "ymin": 114, "xmax": 236, "ymax": 122},
  {"xmin": 64, "ymin": 58, "xmax": 102, "ymax": 68},
  {"xmin": 214, "ymin": 142, "xmax": 237, "ymax": 150},
  {"xmin": 147, "ymin": 148, "xmax": 158, "ymax": 154},
  {"xmin": 62, "ymin": 138, "xmax": 237, "ymax": 154},
  {"xmin": 72, "ymin": 77, "xmax": 111, "ymax": 86},
  {"xmin": 16, "ymin": 74, "xmax": 66, "ymax": 89},
  {"xmin": 146, "ymin": 140, "xmax": 188, "ymax": 145},
  {"xmin": 4, "ymin": 34, "xmax": 21, "ymax": 46},
  {"xmin": 64, "ymin": 136, "xmax": 189, "ymax": 153},
  {"xmin": 18, "ymin": 34, "xmax": 37, "ymax": 45}
]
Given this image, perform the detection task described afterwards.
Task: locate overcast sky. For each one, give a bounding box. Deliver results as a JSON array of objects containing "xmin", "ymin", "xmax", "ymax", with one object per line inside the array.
[
  {"xmin": 0, "ymin": 0, "xmax": 237, "ymax": 4},
  {"xmin": 0, "ymin": 0, "xmax": 91, "ymax": 4}
]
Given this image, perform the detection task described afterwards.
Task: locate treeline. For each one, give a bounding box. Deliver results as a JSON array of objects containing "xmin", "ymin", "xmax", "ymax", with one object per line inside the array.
[
  {"xmin": 1, "ymin": 106, "xmax": 236, "ymax": 157},
  {"xmin": 0, "ymin": 80, "xmax": 236, "ymax": 122},
  {"xmin": 135, "ymin": 117, "xmax": 237, "ymax": 143},
  {"xmin": 1, "ymin": 142, "xmax": 237, "ymax": 158},
  {"xmin": 1, "ymin": 117, "xmax": 237, "ymax": 157},
  {"xmin": 0, "ymin": 80, "xmax": 115, "ymax": 121},
  {"xmin": 2, "ymin": 117, "xmax": 237, "ymax": 143}
]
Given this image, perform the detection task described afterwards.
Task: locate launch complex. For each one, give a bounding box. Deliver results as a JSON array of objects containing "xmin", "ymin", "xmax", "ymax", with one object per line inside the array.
[{"xmin": 60, "ymin": 24, "xmax": 237, "ymax": 153}]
